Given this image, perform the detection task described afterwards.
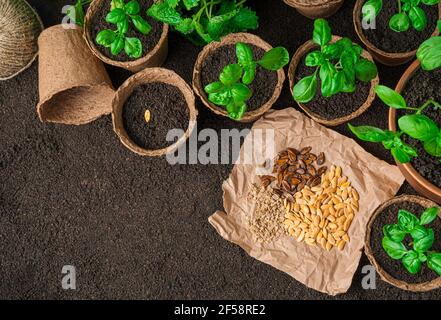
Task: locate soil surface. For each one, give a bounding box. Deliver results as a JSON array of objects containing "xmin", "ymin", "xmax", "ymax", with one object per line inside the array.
[
  {"xmin": 399, "ymin": 68, "xmax": 441, "ymax": 188},
  {"xmin": 1, "ymin": 0, "xmax": 440, "ymax": 300},
  {"xmin": 89, "ymin": 0, "xmax": 163, "ymax": 61},
  {"xmin": 122, "ymin": 83, "xmax": 189, "ymax": 150},
  {"xmin": 294, "ymin": 50, "xmax": 372, "ymax": 120},
  {"xmin": 361, "ymin": 0, "xmax": 439, "ymax": 53},
  {"xmin": 369, "ymin": 201, "xmax": 441, "ymax": 284},
  {"xmin": 200, "ymin": 44, "xmax": 278, "ymax": 112}
]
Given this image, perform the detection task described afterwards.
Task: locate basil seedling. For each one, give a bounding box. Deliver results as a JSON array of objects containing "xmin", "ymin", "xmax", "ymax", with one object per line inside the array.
[
  {"xmin": 381, "ymin": 206, "xmax": 441, "ymax": 276},
  {"xmin": 349, "ymin": 85, "xmax": 441, "ymax": 163},
  {"xmin": 204, "ymin": 42, "xmax": 289, "ymax": 121},
  {"xmin": 293, "ymin": 19, "xmax": 378, "ymax": 104},
  {"xmin": 417, "ymin": 20, "xmax": 441, "ymax": 70},
  {"xmin": 362, "ymin": 0, "xmax": 439, "ymax": 33},
  {"xmin": 147, "ymin": 0, "xmax": 259, "ymax": 45},
  {"xmin": 96, "ymin": 0, "xmax": 152, "ymax": 59},
  {"xmin": 67, "ymin": 0, "xmax": 92, "ymax": 27}
]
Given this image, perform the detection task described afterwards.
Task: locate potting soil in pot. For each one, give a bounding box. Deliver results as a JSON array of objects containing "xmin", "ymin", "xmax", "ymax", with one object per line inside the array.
[
  {"xmin": 294, "ymin": 54, "xmax": 371, "ymax": 120},
  {"xmin": 90, "ymin": 0, "xmax": 163, "ymax": 61},
  {"xmin": 361, "ymin": 0, "xmax": 439, "ymax": 53},
  {"xmin": 369, "ymin": 201, "xmax": 441, "ymax": 283},
  {"xmin": 122, "ymin": 82, "xmax": 189, "ymax": 150},
  {"xmin": 400, "ymin": 68, "xmax": 441, "ymax": 188},
  {"xmin": 200, "ymin": 44, "xmax": 278, "ymax": 112}
]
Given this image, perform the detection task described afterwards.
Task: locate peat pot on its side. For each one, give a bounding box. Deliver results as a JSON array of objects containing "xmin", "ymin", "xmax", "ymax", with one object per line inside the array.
[{"xmin": 282, "ymin": 0, "xmax": 345, "ymax": 19}]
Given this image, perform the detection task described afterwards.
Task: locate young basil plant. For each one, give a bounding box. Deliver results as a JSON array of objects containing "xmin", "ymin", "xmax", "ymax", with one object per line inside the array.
[
  {"xmin": 293, "ymin": 19, "xmax": 378, "ymax": 104},
  {"xmin": 362, "ymin": 0, "xmax": 440, "ymax": 33},
  {"xmin": 349, "ymin": 85, "xmax": 441, "ymax": 164},
  {"xmin": 96, "ymin": 0, "xmax": 152, "ymax": 59},
  {"xmin": 147, "ymin": 0, "xmax": 259, "ymax": 45},
  {"xmin": 417, "ymin": 20, "xmax": 441, "ymax": 71},
  {"xmin": 382, "ymin": 206, "xmax": 441, "ymax": 276},
  {"xmin": 67, "ymin": 0, "xmax": 92, "ymax": 27},
  {"xmin": 204, "ymin": 42, "xmax": 289, "ymax": 121}
]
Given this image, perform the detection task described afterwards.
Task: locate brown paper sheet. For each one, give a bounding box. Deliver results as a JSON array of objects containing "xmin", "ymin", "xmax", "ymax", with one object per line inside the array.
[{"xmin": 209, "ymin": 108, "xmax": 405, "ymax": 296}]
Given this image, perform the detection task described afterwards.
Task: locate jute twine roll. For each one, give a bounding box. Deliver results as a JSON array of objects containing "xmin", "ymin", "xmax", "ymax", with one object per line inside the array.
[{"xmin": 0, "ymin": 0, "xmax": 43, "ymax": 80}]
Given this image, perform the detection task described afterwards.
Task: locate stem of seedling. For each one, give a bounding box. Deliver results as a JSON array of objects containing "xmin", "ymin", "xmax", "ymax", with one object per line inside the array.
[
  {"xmin": 397, "ymin": 0, "xmax": 402, "ymax": 13},
  {"xmin": 415, "ymin": 99, "xmax": 441, "ymax": 114}
]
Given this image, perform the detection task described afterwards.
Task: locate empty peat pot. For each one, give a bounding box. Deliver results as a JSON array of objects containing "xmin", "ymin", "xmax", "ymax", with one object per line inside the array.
[
  {"xmin": 365, "ymin": 195, "xmax": 441, "ymax": 292},
  {"xmin": 282, "ymin": 0, "xmax": 344, "ymax": 19},
  {"xmin": 112, "ymin": 68, "xmax": 197, "ymax": 157},
  {"xmin": 192, "ymin": 33, "xmax": 285, "ymax": 123},
  {"xmin": 389, "ymin": 60, "xmax": 441, "ymax": 204},
  {"xmin": 288, "ymin": 35, "xmax": 379, "ymax": 126},
  {"xmin": 83, "ymin": 0, "xmax": 168, "ymax": 72},
  {"xmin": 353, "ymin": 0, "xmax": 441, "ymax": 66}
]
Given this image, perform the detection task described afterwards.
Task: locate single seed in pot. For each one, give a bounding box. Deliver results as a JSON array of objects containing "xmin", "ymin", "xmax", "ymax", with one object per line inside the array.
[{"xmin": 144, "ymin": 109, "xmax": 151, "ymax": 123}]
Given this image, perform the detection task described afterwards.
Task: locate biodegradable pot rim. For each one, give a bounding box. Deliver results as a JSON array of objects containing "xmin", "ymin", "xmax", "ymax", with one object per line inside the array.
[
  {"xmin": 284, "ymin": 0, "xmax": 343, "ymax": 8},
  {"xmin": 353, "ymin": 0, "xmax": 441, "ymax": 65},
  {"xmin": 282, "ymin": 0, "xmax": 344, "ymax": 19},
  {"xmin": 83, "ymin": 0, "xmax": 169, "ymax": 72},
  {"xmin": 365, "ymin": 194, "xmax": 441, "ymax": 292},
  {"xmin": 388, "ymin": 59, "xmax": 441, "ymax": 203},
  {"xmin": 0, "ymin": 0, "xmax": 44, "ymax": 81},
  {"xmin": 112, "ymin": 67, "xmax": 198, "ymax": 157},
  {"xmin": 288, "ymin": 35, "xmax": 379, "ymax": 126},
  {"xmin": 192, "ymin": 32, "xmax": 285, "ymax": 123}
]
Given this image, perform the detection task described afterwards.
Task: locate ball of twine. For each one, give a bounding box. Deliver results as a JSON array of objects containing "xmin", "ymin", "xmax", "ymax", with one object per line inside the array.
[{"xmin": 0, "ymin": 0, "xmax": 44, "ymax": 80}]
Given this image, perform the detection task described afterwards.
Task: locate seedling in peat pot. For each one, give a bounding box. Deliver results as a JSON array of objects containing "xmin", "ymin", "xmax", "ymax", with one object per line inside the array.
[
  {"xmin": 293, "ymin": 19, "xmax": 378, "ymax": 104},
  {"xmin": 382, "ymin": 206, "xmax": 441, "ymax": 276},
  {"xmin": 96, "ymin": 0, "xmax": 152, "ymax": 59},
  {"xmin": 362, "ymin": 0, "xmax": 440, "ymax": 32},
  {"xmin": 204, "ymin": 42, "xmax": 289, "ymax": 121}
]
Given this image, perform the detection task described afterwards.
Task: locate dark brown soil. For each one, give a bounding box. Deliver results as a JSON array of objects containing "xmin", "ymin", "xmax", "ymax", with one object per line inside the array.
[
  {"xmin": 294, "ymin": 52, "xmax": 372, "ymax": 120},
  {"xmin": 361, "ymin": 0, "xmax": 439, "ymax": 53},
  {"xmin": 369, "ymin": 201, "xmax": 441, "ymax": 284},
  {"xmin": 122, "ymin": 83, "xmax": 189, "ymax": 150},
  {"xmin": 399, "ymin": 68, "xmax": 441, "ymax": 188},
  {"xmin": 89, "ymin": 0, "xmax": 163, "ymax": 62},
  {"xmin": 200, "ymin": 44, "xmax": 278, "ymax": 112}
]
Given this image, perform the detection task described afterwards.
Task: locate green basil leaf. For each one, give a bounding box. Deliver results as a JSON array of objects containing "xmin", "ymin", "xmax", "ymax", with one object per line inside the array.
[
  {"xmin": 417, "ymin": 36, "xmax": 441, "ymax": 71},
  {"xmin": 312, "ymin": 18, "xmax": 332, "ymax": 47},
  {"xmin": 402, "ymin": 250, "xmax": 422, "ymax": 274},
  {"xmin": 389, "ymin": 12, "xmax": 410, "ymax": 32},
  {"xmin": 411, "ymin": 225, "xmax": 430, "ymax": 241},
  {"xmin": 147, "ymin": 2, "xmax": 182, "ymax": 25},
  {"xmin": 204, "ymin": 81, "xmax": 225, "ymax": 94},
  {"xmin": 424, "ymin": 135, "xmax": 441, "ymax": 156},
  {"xmin": 392, "ymin": 146, "xmax": 412, "ymax": 163},
  {"xmin": 305, "ymin": 51, "xmax": 324, "ymax": 67},
  {"xmin": 398, "ymin": 114, "xmax": 439, "ymax": 141},
  {"xmin": 106, "ymin": 8, "xmax": 126, "ymax": 24},
  {"xmin": 219, "ymin": 64, "xmax": 243, "ymax": 86},
  {"xmin": 208, "ymin": 89, "xmax": 232, "ymax": 106},
  {"xmin": 96, "ymin": 29, "xmax": 116, "ymax": 47},
  {"xmin": 111, "ymin": 0, "xmax": 125, "ymax": 10},
  {"xmin": 124, "ymin": 37, "xmax": 142, "ymax": 58},
  {"xmin": 227, "ymin": 101, "xmax": 247, "ymax": 121},
  {"xmin": 340, "ymin": 48, "xmax": 358, "ymax": 69},
  {"xmin": 231, "ymin": 83, "xmax": 252, "ymax": 103},
  {"xmin": 182, "ymin": 0, "xmax": 199, "ymax": 10},
  {"xmin": 362, "ymin": 0, "xmax": 383, "ymax": 21},
  {"xmin": 110, "ymin": 35, "xmax": 125, "ymax": 55},
  {"xmin": 341, "ymin": 68, "xmax": 356, "ymax": 93},
  {"xmin": 409, "ymin": 6, "xmax": 427, "ymax": 31},
  {"xmin": 375, "ymin": 85, "xmax": 408, "ymax": 109},
  {"xmin": 242, "ymin": 64, "xmax": 257, "ymax": 85},
  {"xmin": 400, "ymin": 141, "xmax": 418, "ymax": 157},
  {"xmin": 293, "ymin": 74, "xmax": 318, "ymax": 104},
  {"xmin": 383, "ymin": 224, "xmax": 407, "ymax": 242},
  {"xmin": 236, "ymin": 42, "xmax": 254, "ymax": 67},
  {"xmin": 117, "ymin": 18, "xmax": 129, "ymax": 34},
  {"xmin": 124, "ymin": 0, "xmax": 140, "ymax": 15},
  {"xmin": 420, "ymin": 207, "xmax": 440, "ymax": 225},
  {"xmin": 355, "ymin": 58, "xmax": 378, "ymax": 82},
  {"xmin": 322, "ymin": 43, "xmax": 342, "ymax": 60},
  {"xmin": 330, "ymin": 71, "xmax": 345, "ymax": 96},
  {"xmin": 398, "ymin": 209, "xmax": 420, "ymax": 232},
  {"xmin": 131, "ymin": 15, "xmax": 152, "ymax": 35},
  {"xmin": 422, "ymin": 0, "xmax": 439, "ymax": 5},
  {"xmin": 258, "ymin": 47, "xmax": 289, "ymax": 71},
  {"xmin": 414, "ymin": 228, "xmax": 434, "ymax": 252},
  {"xmin": 427, "ymin": 252, "xmax": 441, "ymax": 276},
  {"xmin": 319, "ymin": 61, "xmax": 336, "ymax": 97},
  {"xmin": 382, "ymin": 237, "xmax": 408, "ymax": 259},
  {"xmin": 348, "ymin": 124, "xmax": 390, "ymax": 142},
  {"xmin": 335, "ymin": 37, "xmax": 353, "ymax": 50}
]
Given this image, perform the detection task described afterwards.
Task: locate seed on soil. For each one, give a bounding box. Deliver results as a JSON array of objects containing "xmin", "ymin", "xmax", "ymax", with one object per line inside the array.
[{"xmin": 144, "ymin": 109, "xmax": 151, "ymax": 123}]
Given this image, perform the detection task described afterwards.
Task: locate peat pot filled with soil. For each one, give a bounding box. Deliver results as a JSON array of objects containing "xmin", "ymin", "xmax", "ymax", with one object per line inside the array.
[
  {"xmin": 112, "ymin": 68, "xmax": 197, "ymax": 156},
  {"xmin": 353, "ymin": 0, "xmax": 441, "ymax": 66},
  {"xmin": 366, "ymin": 195, "xmax": 441, "ymax": 291},
  {"xmin": 84, "ymin": 0, "xmax": 168, "ymax": 72},
  {"xmin": 282, "ymin": 0, "xmax": 345, "ymax": 19},
  {"xmin": 192, "ymin": 33, "xmax": 286, "ymax": 123},
  {"xmin": 289, "ymin": 35, "xmax": 379, "ymax": 126},
  {"xmin": 389, "ymin": 60, "xmax": 441, "ymax": 203}
]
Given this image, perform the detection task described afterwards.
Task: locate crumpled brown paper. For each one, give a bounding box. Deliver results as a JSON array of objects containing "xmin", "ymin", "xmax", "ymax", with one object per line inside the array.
[{"xmin": 209, "ymin": 108, "xmax": 405, "ymax": 296}]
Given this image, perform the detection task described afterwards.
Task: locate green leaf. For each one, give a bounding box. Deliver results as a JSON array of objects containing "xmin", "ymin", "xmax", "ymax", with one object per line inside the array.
[
  {"xmin": 131, "ymin": 15, "xmax": 152, "ymax": 35},
  {"xmin": 229, "ymin": 7, "xmax": 259, "ymax": 31},
  {"xmin": 383, "ymin": 224, "xmax": 407, "ymax": 242},
  {"xmin": 147, "ymin": 2, "xmax": 182, "ymax": 25},
  {"xmin": 424, "ymin": 135, "xmax": 441, "ymax": 156},
  {"xmin": 410, "ymin": 224, "xmax": 430, "ymax": 241},
  {"xmin": 355, "ymin": 58, "xmax": 378, "ymax": 82},
  {"xmin": 414, "ymin": 228, "xmax": 434, "ymax": 252},
  {"xmin": 322, "ymin": 43, "xmax": 342, "ymax": 60},
  {"xmin": 231, "ymin": 83, "xmax": 252, "ymax": 103},
  {"xmin": 402, "ymin": 250, "xmax": 422, "ymax": 274},
  {"xmin": 183, "ymin": 0, "xmax": 199, "ymax": 10},
  {"xmin": 392, "ymin": 146, "xmax": 412, "ymax": 163},
  {"xmin": 335, "ymin": 37, "xmax": 353, "ymax": 50},
  {"xmin": 204, "ymin": 82, "xmax": 224, "ymax": 94},
  {"xmin": 111, "ymin": 35, "xmax": 125, "ymax": 55},
  {"xmin": 175, "ymin": 18, "xmax": 194, "ymax": 34},
  {"xmin": 375, "ymin": 85, "xmax": 407, "ymax": 109},
  {"xmin": 417, "ymin": 36, "xmax": 441, "ymax": 71},
  {"xmin": 124, "ymin": 37, "xmax": 142, "ymax": 58},
  {"xmin": 330, "ymin": 71, "xmax": 345, "ymax": 95},
  {"xmin": 219, "ymin": 64, "xmax": 243, "ymax": 86},
  {"xmin": 227, "ymin": 101, "xmax": 247, "ymax": 121},
  {"xmin": 124, "ymin": 0, "xmax": 140, "ymax": 15},
  {"xmin": 207, "ymin": 9, "xmax": 239, "ymax": 40},
  {"xmin": 427, "ymin": 252, "xmax": 441, "ymax": 276},
  {"xmin": 106, "ymin": 8, "xmax": 126, "ymax": 24},
  {"xmin": 208, "ymin": 89, "xmax": 231, "ymax": 106},
  {"xmin": 382, "ymin": 237, "xmax": 408, "ymax": 259},
  {"xmin": 409, "ymin": 7, "xmax": 427, "ymax": 31},
  {"xmin": 117, "ymin": 18, "xmax": 129, "ymax": 34},
  {"xmin": 398, "ymin": 114, "xmax": 439, "ymax": 142},
  {"xmin": 348, "ymin": 124, "xmax": 390, "ymax": 142},
  {"xmin": 312, "ymin": 18, "xmax": 332, "ymax": 47},
  {"xmin": 293, "ymin": 74, "xmax": 318, "ymax": 104},
  {"xmin": 389, "ymin": 12, "xmax": 410, "ymax": 32},
  {"xmin": 419, "ymin": 252, "xmax": 428, "ymax": 262},
  {"xmin": 96, "ymin": 29, "xmax": 116, "ymax": 47},
  {"xmin": 319, "ymin": 61, "xmax": 336, "ymax": 97},
  {"xmin": 305, "ymin": 51, "xmax": 324, "ymax": 67},
  {"xmin": 362, "ymin": 0, "xmax": 383, "ymax": 21},
  {"xmin": 236, "ymin": 42, "xmax": 254, "ymax": 66},
  {"xmin": 422, "ymin": 0, "xmax": 440, "ymax": 5},
  {"xmin": 258, "ymin": 47, "xmax": 289, "ymax": 71},
  {"xmin": 111, "ymin": 0, "xmax": 125, "ymax": 10},
  {"xmin": 242, "ymin": 64, "xmax": 256, "ymax": 85},
  {"xmin": 420, "ymin": 207, "xmax": 440, "ymax": 225},
  {"xmin": 398, "ymin": 209, "xmax": 420, "ymax": 232},
  {"xmin": 340, "ymin": 48, "xmax": 358, "ymax": 69}
]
